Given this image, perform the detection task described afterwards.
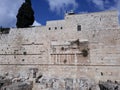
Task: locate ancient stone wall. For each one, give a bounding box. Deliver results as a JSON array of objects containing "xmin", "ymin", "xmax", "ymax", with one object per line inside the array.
[{"xmin": 0, "ymin": 10, "xmax": 120, "ymax": 90}]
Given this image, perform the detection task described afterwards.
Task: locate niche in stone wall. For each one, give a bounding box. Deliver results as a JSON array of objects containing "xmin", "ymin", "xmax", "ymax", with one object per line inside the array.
[{"xmin": 50, "ymin": 39, "xmax": 89, "ymax": 64}]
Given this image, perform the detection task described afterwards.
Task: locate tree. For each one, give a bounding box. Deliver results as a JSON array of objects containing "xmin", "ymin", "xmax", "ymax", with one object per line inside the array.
[{"xmin": 16, "ymin": 0, "xmax": 34, "ymax": 28}]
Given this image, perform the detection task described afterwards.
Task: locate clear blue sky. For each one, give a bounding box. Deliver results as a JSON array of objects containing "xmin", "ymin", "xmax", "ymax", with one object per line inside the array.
[{"xmin": 0, "ymin": 0, "xmax": 119, "ymax": 27}]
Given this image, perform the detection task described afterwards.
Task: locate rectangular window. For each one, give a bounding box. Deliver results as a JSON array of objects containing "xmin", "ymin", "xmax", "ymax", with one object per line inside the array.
[
  {"xmin": 77, "ymin": 25, "xmax": 81, "ymax": 31},
  {"xmin": 55, "ymin": 27, "xmax": 57, "ymax": 30},
  {"xmin": 49, "ymin": 27, "xmax": 51, "ymax": 30},
  {"xmin": 60, "ymin": 27, "xmax": 63, "ymax": 29}
]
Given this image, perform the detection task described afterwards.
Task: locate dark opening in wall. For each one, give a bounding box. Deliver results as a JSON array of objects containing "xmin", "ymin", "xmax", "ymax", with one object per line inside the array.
[
  {"xmin": 77, "ymin": 25, "xmax": 81, "ymax": 31},
  {"xmin": 61, "ymin": 27, "xmax": 63, "ymax": 29},
  {"xmin": 55, "ymin": 27, "xmax": 57, "ymax": 30},
  {"xmin": 22, "ymin": 59, "xmax": 25, "ymax": 61},
  {"xmin": 64, "ymin": 59, "xmax": 67, "ymax": 64},
  {"xmin": 23, "ymin": 52, "xmax": 27, "ymax": 55},
  {"xmin": 32, "ymin": 42, "xmax": 34, "ymax": 44},
  {"xmin": 101, "ymin": 72, "xmax": 103, "ymax": 76},
  {"xmin": 33, "ymin": 71, "xmax": 37, "ymax": 78},
  {"xmin": 61, "ymin": 47, "xmax": 64, "ymax": 50},
  {"xmin": 49, "ymin": 27, "xmax": 51, "ymax": 30},
  {"xmin": 82, "ymin": 49, "xmax": 88, "ymax": 57},
  {"xmin": 35, "ymin": 75, "xmax": 43, "ymax": 83}
]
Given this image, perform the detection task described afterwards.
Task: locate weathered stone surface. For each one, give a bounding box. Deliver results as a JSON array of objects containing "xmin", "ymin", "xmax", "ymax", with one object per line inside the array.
[
  {"xmin": 90, "ymin": 85, "xmax": 100, "ymax": 90},
  {"xmin": 0, "ymin": 10, "xmax": 120, "ymax": 90},
  {"xmin": 1, "ymin": 81, "xmax": 33, "ymax": 90}
]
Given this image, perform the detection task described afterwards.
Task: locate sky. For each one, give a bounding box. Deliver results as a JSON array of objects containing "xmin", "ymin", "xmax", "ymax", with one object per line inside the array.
[{"xmin": 0, "ymin": 0, "xmax": 120, "ymax": 27}]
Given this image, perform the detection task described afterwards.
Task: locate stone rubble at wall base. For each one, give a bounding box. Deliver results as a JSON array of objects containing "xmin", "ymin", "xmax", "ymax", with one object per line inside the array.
[
  {"xmin": 0, "ymin": 10, "xmax": 120, "ymax": 90},
  {"xmin": 0, "ymin": 73, "xmax": 120, "ymax": 90}
]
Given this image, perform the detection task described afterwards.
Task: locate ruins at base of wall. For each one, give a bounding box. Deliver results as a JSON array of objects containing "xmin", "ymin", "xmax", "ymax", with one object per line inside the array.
[{"xmin": 0, "ymin": 10, "xmax": 120, "ymax": 90}]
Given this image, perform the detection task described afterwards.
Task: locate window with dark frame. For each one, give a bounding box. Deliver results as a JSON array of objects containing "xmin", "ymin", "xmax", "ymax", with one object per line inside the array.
[{"xmin": 77, "ymin": 25, "xmax": 81, "ymax": 31}]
